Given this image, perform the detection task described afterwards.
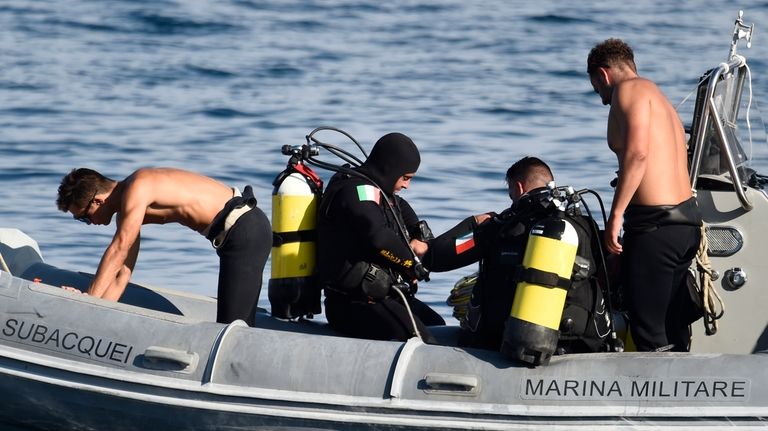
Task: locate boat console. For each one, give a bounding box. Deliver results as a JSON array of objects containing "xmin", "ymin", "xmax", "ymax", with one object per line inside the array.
[{"xmin": 686, "ymin": 11, "xmax": 768, "ymax": 353}]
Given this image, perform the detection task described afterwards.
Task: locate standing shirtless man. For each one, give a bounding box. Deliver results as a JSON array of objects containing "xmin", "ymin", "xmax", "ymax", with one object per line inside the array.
[
  {"xmin": 587, "ymin": 39, "xmax": 702, "ymax": 351},
  {"xmin": 56, "ymin": 167, "xmax": 271, "ymax": 325}
]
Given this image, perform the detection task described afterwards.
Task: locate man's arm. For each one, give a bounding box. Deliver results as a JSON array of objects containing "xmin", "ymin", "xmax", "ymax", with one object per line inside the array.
[
  {"xmin": 411, "ymin": 214, "xmax": 489, "ymax": 260},
  {"xmin": 88, "ymin": 178, "xmax": 148, "ymax": 300},
  {"xmin": 100, "ymin": 233, "xmax": 139, "ymax": 301},
  {"xmin": 421, "ymin": 215, "xmax": 489, "ymax": 272},
  {"xmin": 606, "ymin": 80, "xmax": 652, "ymax": 254}
]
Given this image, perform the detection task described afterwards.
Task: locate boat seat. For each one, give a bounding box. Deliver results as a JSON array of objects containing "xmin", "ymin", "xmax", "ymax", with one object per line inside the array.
[
  {"xmin": 428, "ymin": 325, "xmax": 462, "ymax": 346},
  {"xmin": 252, "ymin": 312, "xmax": 463, "ymax": 346},
  {"xmin": 253, "ymin": 312, "xmax": 344, "ymax": 337}
]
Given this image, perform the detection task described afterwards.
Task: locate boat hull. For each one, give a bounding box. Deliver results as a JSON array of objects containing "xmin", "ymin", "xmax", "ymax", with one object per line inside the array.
[
  {"xmin": 1, "ymin": 264, "xmax": 768, "ymax": 430},
  {"xmin": 2, "ymin": 354, "xmax": 767, "ymax": 431}
]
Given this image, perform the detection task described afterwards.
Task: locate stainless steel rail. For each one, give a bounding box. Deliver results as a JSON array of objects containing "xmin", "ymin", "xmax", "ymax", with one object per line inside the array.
[{"xmin": 689, "ymin": 56, "xmax": 754, "ymax": 211}]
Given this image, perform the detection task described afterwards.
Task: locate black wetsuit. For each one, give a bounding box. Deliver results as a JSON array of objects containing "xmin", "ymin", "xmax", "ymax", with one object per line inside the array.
[
  {"xmin": 205, "ymin": 185, "xmax": 272, "ymax": 326},
  {"xmin": 621, "ymin": 196, "xmax": 702, "ymax": 352},
  {"xmin": 316, "ymin": 133, "xmax": 444, "ymax": 343}
]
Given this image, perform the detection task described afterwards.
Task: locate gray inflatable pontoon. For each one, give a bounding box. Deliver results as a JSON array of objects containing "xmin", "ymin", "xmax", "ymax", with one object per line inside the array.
[{"xmin": 1, "ymin": 11, "xmax": 767, "ymax": 431}]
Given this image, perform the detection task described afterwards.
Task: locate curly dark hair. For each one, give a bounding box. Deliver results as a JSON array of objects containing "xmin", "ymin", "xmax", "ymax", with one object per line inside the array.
[
  {"xmin": 587, "ymin": 38, "xmax": 637, "ymax": 75},
  {"xmin": 56, "ymin": 168, "xmax": 114, "ymax": 212}
]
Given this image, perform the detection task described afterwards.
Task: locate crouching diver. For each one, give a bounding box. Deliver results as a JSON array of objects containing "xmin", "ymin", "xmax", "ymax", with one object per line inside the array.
[
  {"xmin": 316, "ymin": 132, "xmax": 445, "ymax": 344},
  {"xmin": 420, "ymin": 157, "xmax": 612, "ymax": 353}
]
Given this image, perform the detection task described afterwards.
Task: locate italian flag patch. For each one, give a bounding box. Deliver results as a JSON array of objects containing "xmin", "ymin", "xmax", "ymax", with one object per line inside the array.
[
  {"xmin": 356, "ymin": 184, "xmax": 380, "ymax": 204},
  {"xmin": 455, "ymin": 232, "xmax": 475, "ymax": 254}
]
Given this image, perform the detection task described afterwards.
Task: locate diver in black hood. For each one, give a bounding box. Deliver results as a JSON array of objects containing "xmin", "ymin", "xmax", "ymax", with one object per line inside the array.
[{"xmin": 316, "ymin": 132, "xmax": 445, "ymax": 343}]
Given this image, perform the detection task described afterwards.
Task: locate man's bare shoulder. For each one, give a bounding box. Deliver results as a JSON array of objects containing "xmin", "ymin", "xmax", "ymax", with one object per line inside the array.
[
  {"xmin": 123, "ymin": 167, "xmax": 163, "ymax": 182},
  {"xmin": 117, "ymin": 169, "xmax": 164, "ymax": 208},
  {"xmin": 616, "ymin": 77, "xmax": 659, "ymax": 96},
  {"xmin": 128, "ymin": 167, "xmax": 191, "ymax": 178},
  {"xmin": 613, "ymin": 77, "xmax": 662, "ymax": 111}
]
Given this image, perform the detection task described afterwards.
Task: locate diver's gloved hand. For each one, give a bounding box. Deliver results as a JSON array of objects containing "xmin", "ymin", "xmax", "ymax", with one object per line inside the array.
[
  {"xmin": 392, "ymin": 282, "xmax": 417, "ymax": 297},
  {"xmin": 413, "ymin": 262, "xmax": 430, "ymax": 282},
  {"xmin": 413, "ymin": 220, "xmax": 435, "ymax": 242}
]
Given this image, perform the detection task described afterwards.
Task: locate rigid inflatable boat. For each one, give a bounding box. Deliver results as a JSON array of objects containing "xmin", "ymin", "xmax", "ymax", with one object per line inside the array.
[{"xmin": 1, "ymin": 11, "xmax": 767, "ymax": 431}]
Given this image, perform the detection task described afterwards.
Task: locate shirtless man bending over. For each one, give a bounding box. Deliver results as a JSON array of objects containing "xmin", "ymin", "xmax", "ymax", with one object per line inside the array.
[
  {"xmin": 587, "ymin": 39, "xmax": 702, "ymax": 351},
  {"xmin": 56, "ymin": 167, "xmax": 271, "ymax": 325}
]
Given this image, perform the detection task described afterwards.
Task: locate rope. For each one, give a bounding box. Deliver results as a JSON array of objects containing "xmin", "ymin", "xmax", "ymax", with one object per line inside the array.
[
  {"xmin": 694, "ymin": 223, "xmax": 725, "ymax": 335},
  {"xmin": 447, "ymin": 272, "xmax": 477, "ymax": 326}
]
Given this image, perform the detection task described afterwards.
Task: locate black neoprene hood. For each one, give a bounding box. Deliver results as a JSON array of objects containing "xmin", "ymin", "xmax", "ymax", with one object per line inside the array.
[{"xmin": 358, "ymin": 132, "xmax": 421, "ymax": 195}]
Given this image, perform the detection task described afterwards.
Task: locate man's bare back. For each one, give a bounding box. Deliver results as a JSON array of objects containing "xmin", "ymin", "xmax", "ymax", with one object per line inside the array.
[
  {"xmin": 607, "ymin": 77, "xmax": 692, "ymax": 207},
  {"xmin": 122, "ymin": 168, "xmax": 234, "ymax": 233}
]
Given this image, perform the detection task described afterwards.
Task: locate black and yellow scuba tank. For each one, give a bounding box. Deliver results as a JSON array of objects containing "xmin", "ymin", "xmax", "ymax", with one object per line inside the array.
[
  {"xmin": 268, "ymin": 145, "xmax": 324, "ymax": 319},
  {"xmin": 501, "ymin": 213, "xmax": 580, "ymax": 366}
]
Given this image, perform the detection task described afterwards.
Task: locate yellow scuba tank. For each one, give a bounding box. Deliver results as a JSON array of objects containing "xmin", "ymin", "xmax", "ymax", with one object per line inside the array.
[
  {"xmin": 268, "ymin": 156, "xmax": 323, "ymax": 320},
  {"xmin": 501, "ymin": 215, "xmax": 579, "ymax": 366}
]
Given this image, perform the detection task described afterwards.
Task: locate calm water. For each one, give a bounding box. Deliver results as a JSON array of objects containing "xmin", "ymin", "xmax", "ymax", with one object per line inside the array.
[{"xmin": 2, "ymin": 0, "xmax": 768, "ymax": 324}]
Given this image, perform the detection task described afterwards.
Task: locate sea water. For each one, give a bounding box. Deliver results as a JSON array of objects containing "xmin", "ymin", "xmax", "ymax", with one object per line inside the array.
[{"xmin": 2, "ymin": 0, "xmax": 768, "ymax": 324}]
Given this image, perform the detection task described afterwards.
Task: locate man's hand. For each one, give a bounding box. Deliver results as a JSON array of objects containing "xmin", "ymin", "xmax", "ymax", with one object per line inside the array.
[
  {"xmin": 61, "ymin": 286, "xmax": 87, "ymax": 295},
  {"xmin": 604, "ymin": 213, "xmax": 623, "ymax": 254},
  {"xmin": 473, "ymin": 213, "xmax": 492, "ymax": 225},
  {"xmin": 410, "ymin": 238, "xmax": 428, "ymax": 258}
]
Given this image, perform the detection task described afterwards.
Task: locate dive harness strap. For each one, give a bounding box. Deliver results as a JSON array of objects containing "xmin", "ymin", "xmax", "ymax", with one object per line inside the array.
[
  {"xmin": 515, "ymin": 266, "xmax": 571, "ymax": 290},
  {"xmin": 206, "ymin": 187, "xmax": 257, "ymax": 249},
  {"xmin": 273, "ymin": 230, "xmax": 316, "ymax": 246}
]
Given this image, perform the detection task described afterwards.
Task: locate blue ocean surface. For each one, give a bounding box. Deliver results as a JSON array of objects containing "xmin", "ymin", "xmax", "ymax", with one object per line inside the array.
[{"xmin": 2, "ymin": 0, "xmax": 768, "ymax": 327}]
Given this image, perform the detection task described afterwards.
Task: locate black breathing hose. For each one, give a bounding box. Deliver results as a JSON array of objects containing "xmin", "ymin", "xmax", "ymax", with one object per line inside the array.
[{"xmin": 573, "ymin": 189, "xmax": 621, "ymax": 352}]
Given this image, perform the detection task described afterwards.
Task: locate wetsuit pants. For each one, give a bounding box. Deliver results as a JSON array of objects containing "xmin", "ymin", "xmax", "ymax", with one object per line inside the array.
[
  {"xmin": 215, "ymin": 207, "xmax": 272, "ymax": 325},
  {"xmin": 324, "ymin": 291, "xmax": 446, "ymax": 344},
  {"xmin": 621, "ymin": 224, "xmax": 700, "ymax": 352}
]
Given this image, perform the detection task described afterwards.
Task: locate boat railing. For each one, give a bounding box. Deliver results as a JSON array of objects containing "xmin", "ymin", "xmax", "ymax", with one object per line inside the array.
[{"xmin": 688, "ymin": 11, "xmax": 755, "ymax": 211}]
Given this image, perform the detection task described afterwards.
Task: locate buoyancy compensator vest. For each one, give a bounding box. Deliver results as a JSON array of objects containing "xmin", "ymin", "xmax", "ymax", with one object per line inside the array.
[{"xmin": 268, "ymin": 146, "xmax": 324, "ymax": 319}]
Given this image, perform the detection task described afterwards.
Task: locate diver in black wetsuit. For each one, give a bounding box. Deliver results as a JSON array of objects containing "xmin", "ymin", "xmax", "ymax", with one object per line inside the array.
[
  {"xmin": 420, "ymin": 157, "xmax": 557, "ymax": 349},
  {"xmin": 316, "ymin": 132, "xmax": 445, "ymax": 343},
  {"xmin": 420, "ymin": 157, "xmax": 610, "ymax": 352}
]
